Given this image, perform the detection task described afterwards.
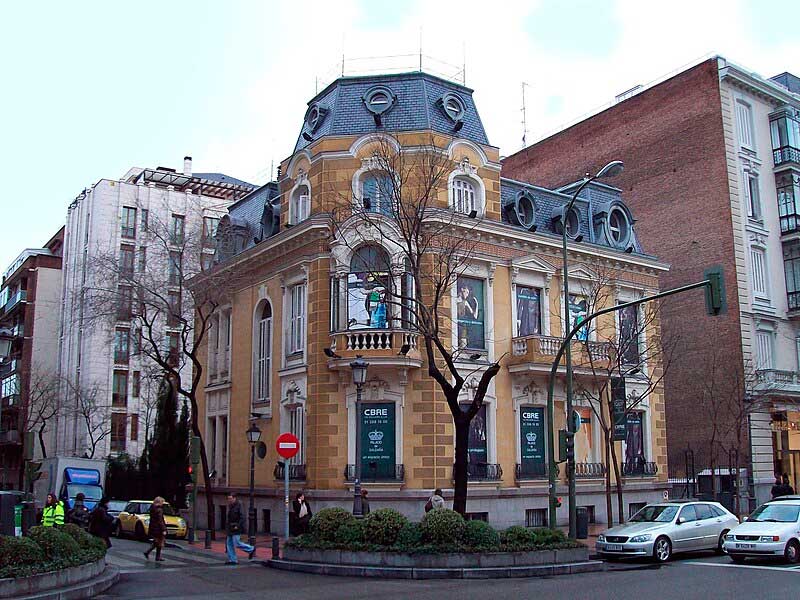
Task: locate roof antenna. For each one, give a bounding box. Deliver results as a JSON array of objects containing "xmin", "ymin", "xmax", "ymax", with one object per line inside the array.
[
  {"xmin": 521, "ymin": 82, "xmax": 530, "ymax": 149},
  {"xmin": 341, "ymin": 33, "xmax": 345, "ymax": 77},
  {"xmin": 462, "ymin": 41, "xmax": 466, "ymax": 85},
  {"xmin": 419, "ymin": 26, "xmax": 423, "ymax": 72}
]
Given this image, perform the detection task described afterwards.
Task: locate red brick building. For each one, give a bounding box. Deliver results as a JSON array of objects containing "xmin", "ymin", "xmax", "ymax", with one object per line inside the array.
[{"xmin": 503, "ymin": 57, "xmax": 800, "ymax": 507}]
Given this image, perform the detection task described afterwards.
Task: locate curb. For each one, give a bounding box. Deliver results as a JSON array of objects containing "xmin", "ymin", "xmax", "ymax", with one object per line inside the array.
[
  {"xmin": 265, "ymin": 558, "xmax": 603, "ymax": 579},
  {"xmin": 15, "ymin": 566, "xmax": 119, "ymax": 600}
]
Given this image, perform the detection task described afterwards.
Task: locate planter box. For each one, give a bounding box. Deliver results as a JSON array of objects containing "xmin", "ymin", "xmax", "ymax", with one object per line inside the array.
[
  {"xmin": 283, "ymin": 546, "xmax": 588, "ymax": 569},
  {"xmin": 0, "ymin": 558, "xmax": 106, "ymax": 599}
]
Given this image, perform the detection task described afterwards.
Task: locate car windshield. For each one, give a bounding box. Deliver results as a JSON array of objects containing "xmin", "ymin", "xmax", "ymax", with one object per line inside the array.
[
  {"xmin": 629, "ymin": 505, "xmax": 678, "ymax": 523},
  {"xmin": 749, "ymin": 503, "xmax": 800, "ymax": 523},
  {"xmin": 66, "ymin": 484, "xmax": 103, "ymax": 501},
  {"xmin": 140, "ymin": 503, "xmax": 177, "ymax": 516},
  {"xmin": 107, "ymin": 501, "xmax": 127, "ymax": 512}
]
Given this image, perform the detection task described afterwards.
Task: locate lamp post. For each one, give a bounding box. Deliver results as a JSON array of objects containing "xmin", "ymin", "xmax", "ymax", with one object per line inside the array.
[
  {"xmin": 550, "ymin": 160, "xmax": 624, "ymax": 537},
  {"xmin": 246, "ymin": 421, "xmax": 261, "ymax": 547},
  {"xmin": 350, "ymin": 355, "xmax": 368, "ymax": 517}
]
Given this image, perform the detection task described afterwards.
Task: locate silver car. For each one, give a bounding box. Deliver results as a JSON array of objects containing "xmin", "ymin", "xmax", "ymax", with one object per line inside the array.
[{"xmin": 596, "ymin": 501, "xmax": 740, "ymax": 562}]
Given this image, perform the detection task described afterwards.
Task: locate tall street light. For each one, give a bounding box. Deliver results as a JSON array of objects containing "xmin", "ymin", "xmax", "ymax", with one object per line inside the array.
[
  {"xmin": 350, "ymin": 355, "xmax": 368, "ymax": 517},
  {"xmin": 553, "ymin": 160, "xmax": 624, "ymax": 538},
  {"xmin": 246, "ymin": 421, "xmax": 262, "ymax": 547}
]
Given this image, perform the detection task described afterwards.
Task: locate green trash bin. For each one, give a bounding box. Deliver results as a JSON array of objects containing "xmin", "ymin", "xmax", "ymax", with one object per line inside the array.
[{"xmin": 14, "ymin": 505, "xmax": 22, "ymax": 537}]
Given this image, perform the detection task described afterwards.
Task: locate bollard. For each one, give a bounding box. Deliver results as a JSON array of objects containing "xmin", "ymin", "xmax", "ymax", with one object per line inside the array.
[
  {"xmin": 187, "ymin": 525, "xmax": 195, "ymax": 545},
  {"xmin": 204, "ymin": 530, "xmax": 212, "ymax": 549},
  {"xmin": 271, "ymin": 536, "xmax": 280, "ymax": 559}
]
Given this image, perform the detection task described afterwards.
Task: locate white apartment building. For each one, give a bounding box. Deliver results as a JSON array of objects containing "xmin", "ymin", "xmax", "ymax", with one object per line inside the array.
[{"xmin": 56, "ymin": 157, "xmax": 254, "ymax": 459}]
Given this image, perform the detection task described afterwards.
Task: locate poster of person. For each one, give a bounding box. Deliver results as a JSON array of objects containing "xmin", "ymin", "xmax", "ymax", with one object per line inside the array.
[
  {"xmin": 618, "ymin": 305, "xmax": 640, "ymax": 364},
  {"xmin": 625, "ymin": 411, "xmax": 644, "ymax": 469},
  {"xmin": 516, "ymin": 286, "xmax": 541, "ymax": 337},
  {"xmin": 577, "ymin": 408, "xmax": 593, "ymax": 463},
  {"xmin": 456, "ymin": 277, "xmax": 484, "ymax": 349},
  {"xmin": 348, "ymin": 273, "xmax": 388, "ymax": 329},
  {"xmin": 568, "ymin": 294, "xmax": 590, "ymax": 341}
]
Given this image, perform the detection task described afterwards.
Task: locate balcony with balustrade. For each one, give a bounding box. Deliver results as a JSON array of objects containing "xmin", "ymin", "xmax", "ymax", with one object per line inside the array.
[
  {"xmin": 508, "ymin": 334, "xmax": 613, "ymax": 375},
  {"xmin": 274, "ymin": 462, "xmax": 307, "ymax": 481},
  {"xmin": 327, "ymin": 328, "xmax": 423, "ymax": 370},
  {"xmin": 754, "ymin": 369, "xmax": 800, "ymax": 397}
]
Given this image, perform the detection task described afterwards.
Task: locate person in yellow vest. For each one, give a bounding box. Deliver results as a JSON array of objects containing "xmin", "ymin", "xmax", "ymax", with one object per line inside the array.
[{"xmin": 42, "ymin": 493, "xmax": 65, "ymax": 527}]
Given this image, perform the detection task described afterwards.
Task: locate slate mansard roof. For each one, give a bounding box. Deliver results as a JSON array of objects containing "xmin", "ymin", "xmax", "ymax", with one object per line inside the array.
[{"xmin": 293, "ymin": 72, "xmax": 490, "ymax": 154}]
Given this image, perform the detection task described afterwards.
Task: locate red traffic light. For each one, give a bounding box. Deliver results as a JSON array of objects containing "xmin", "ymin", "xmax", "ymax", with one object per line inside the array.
[{"xmin": 187, "ymin": 466, "xmax": 193, "ymax": 475}]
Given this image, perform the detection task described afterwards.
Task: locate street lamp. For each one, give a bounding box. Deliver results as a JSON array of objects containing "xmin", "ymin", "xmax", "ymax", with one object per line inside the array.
[
  {"xmin": 246, "ymin": 421, "xmax": 261, "ymax": 547},
  {"xmin": 548, "ymin": 160, "xmax": 624, "ymax": 537},
  {"xmin": 350, "ymin": 355, "xmax": 368, "ymax": 517}
]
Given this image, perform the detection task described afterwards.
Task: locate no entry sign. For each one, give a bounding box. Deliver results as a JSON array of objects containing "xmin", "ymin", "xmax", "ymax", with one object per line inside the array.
[{"xmin": 276, "ymin": 432, "xmax": 300, "ymax": 459}]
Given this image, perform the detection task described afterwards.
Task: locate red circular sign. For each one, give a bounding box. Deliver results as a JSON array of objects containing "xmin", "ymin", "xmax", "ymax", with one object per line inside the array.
[{"xmin": 275, "ymin": 432, "xmax": 300, "ymax": 459}]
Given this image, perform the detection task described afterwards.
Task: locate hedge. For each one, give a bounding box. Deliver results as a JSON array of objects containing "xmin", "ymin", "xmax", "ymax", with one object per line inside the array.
[{"xmin": 0, "ymin": 526, "xmax": 107, "ymax": 579}]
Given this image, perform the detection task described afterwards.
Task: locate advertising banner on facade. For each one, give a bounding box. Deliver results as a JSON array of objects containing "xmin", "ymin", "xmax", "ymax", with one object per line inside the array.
[
  {"xmin": 516, "ymin": 286, "xmax": 541, "ymax": 336},
  {"xmin": 611, "ymin": 377, "xmax": 627, "ymax": 441},
  {"xmin": 568, "ymin": 294, "xmax": 590, "ymax": 341},
  {"xmin": 360, "ymin": 402, "xmax": 395, "ymax": 479},
  {"xmin": 456, "ymin": 277, "xmax": 485, "ymax": 349},
  {"xmin": 519, "ymin": 406, "xmax": 545, "ymax": 474}
]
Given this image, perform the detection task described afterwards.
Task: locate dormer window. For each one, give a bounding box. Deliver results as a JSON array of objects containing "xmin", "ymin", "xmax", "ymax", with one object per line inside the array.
[
  {"xmin": 363, "ymin": 86, "xmax": 397, "ymax": 116},
  {"xmin": 290, "ymin": 184, "xmax": 310, "ymax": 224},
  {"xmin": 439, "ymin": 93, "xmax": 466, "ymax": 123},
  {"xmin": 606, "ymin": 205, "xmax": 632, "ymax": 248},
  {"xmin": 565, "ymin": 208, "xmax": 580, "ymax": 238},
  {"xmin": 451, "ymin": 178, "xmax": 476, "ymax": 215},
  {"xmin": 304, "ymin": 104, "xmax": 327, "ymax": 133}
]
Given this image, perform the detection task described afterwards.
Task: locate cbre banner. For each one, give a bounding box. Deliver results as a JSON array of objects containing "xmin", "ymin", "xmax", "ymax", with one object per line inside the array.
[
  {"xmin": 611, "ymin": 377, "xmax": 627, "ymax": 441},
  {"xmin": 360, "ymin": 402, "xmax": 395, "ymax": 479},
  {"xmin": 520, "ymin": 406, "xmax": 546, "ymax": 474}
]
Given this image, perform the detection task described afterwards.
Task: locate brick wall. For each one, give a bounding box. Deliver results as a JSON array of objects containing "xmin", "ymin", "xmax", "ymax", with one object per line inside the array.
[{"xmin": 502, "ymin": 58, "xmax": 746, "ymax": 476}]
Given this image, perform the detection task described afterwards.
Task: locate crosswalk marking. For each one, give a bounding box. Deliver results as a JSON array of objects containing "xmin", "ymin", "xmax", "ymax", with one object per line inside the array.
[{"xmin": 685, "ymin": 561, "xmax": 800, "ymax": 573}]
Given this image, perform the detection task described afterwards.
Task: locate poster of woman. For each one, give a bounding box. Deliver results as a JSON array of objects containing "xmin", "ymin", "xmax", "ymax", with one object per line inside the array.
[
  {"xmin": 516, "ymin": 286, "xmax": 541, "ymax": 336},
  {"xmin": 568, "ymin": 294, "xmax": 590, "ymax": 341},
  {"xmin": 456, "ymin": 277, "xmax": 484, "ymax": 349}
]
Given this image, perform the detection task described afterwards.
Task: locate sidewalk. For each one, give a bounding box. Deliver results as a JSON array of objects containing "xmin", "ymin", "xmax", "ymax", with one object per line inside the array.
[{"xmin": 170, "ymin": 532, "xmax": 286, "ymax": 561}]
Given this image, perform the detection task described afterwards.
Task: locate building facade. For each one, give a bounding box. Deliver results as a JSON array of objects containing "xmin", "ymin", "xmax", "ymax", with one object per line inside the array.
[
  {"xmin": 503, "ymin": 57, "xmax": 800, "ymax": 507},
  {"xmin": 0, "ymin": 229, "xmax": 64, "ymax": 489},
  {"xmin": 196, "ymin": 72, "xmax": 670, "ymax": 530},
  {"xmin": 56, "ymin": 158, "xmax": 254, "ymax": 459}
]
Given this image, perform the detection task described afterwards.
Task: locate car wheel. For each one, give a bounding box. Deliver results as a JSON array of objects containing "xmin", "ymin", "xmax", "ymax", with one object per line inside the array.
[
  {"xmin": 716, "ymin": 530, "xmax": 729, "ymax": 555},
  {"xmin": 135, "ymin": 522, "xmax": 147, "ymax": 541},
  {"xmin": 653, "ymin": 536, "xmax": 672, "ymax": 562},
  {"xmin": 784, "ymin": 540, "xmax": 800, "ymax": 564},
  {"xmin": 730, "ymin": 555, "xmax": 746, "ymax": 564}
]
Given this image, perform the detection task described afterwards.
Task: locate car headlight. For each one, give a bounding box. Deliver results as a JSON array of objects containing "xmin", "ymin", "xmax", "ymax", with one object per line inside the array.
[
  {"xmin": 178, "ymin": 519, "xmax": 186, "ymax": 527},
  {"xmin": 629, "ymin": 534, "xmax": 653, "ymax": 543},
  {"xmin": 597, "ymin": 534, "xmax": 605, "ymax": 542},
  {"xmin": 142, "ymin": 517, "xmax": 150, "ymax": 524},
  {"xmin": 760, "ymin": 535, "xmax": 780, "ymax": 542},
  {"xmin": 725, "ymin": 534, "xmax": 734, "ymax": 541}
]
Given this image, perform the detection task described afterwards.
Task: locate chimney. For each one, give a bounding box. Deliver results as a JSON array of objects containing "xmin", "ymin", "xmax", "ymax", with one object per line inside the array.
[{"xmin": 183, "ymin": 156, "xmax": 192, "ymax": 176}]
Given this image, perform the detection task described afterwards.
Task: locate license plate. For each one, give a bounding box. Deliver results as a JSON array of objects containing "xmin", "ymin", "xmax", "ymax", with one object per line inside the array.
[
  {"xmin": 735, "ymin": 543, "xmax": 755, "ymax": 549},
  {"xmin": 606, "ymin": 544, "xmax": 624, "ymax": 551}
]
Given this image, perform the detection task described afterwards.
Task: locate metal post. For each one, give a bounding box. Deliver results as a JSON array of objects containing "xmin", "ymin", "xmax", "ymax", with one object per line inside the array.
[
  {"xmin": 272, "ymin": 536, "xmax": 280, "ymax": 559},
  {"xmin": 353, "ymin": 381, "xmax": 363, "ymax": 517},
  {"xmin": 248, "ymin": 442, "xmax": 256, "ymax": 547},
  {"xmin": 284, "ymin": 459, "xmax": 290, "ymax": 540},
  {"xmin": 561, "ymin": 201, "xmax": 577, "ymax": 539}
]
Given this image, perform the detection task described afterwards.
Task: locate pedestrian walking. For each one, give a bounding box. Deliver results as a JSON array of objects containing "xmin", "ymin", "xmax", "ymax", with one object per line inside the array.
[
  {"xmin": 144, "ymin": 496, "xmax": 167, "ymax": 562},
  {"xmin": 782, "ymin": 473, "xmax": 796, "ymax": 495},
  {"xmin": 88, "ymin": 497, "xmax": 114, "ymax": 548},
  {"xmin": 424, "ymin": 488, "xmax": 445, "ymax": 513},
  {"xmin": 292, "ymin": 492, "xmax": 312, "ymax": 535},
  {"xmin": 771, "ymin": 476, "xmax": 784, "ymax": 499},
  {"xmin": 42, "ymin": 493, "xmax": 65, "ymax": 527},
  {"xmin": 68, "ymin": 492, "xmax": 90, "ymax": 530},
  {"xmin": 225, "ymin": 492, "xmax": 255, "ymax": 565},
  {"xmin": 360, "ymin": 489, "xmax": 370, "ymax": 516}
]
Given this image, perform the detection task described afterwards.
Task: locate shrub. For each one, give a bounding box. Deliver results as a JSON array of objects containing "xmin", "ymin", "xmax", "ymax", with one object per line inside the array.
[
  {"xmin": 62, "ymin": 524, "xmax": 92, "ymax": 546},
  {"xmin": 501, "ymin": 525, "xmax": 537, "ymax": 547},
  {"xmin": 310, "ymin": 508, "xmax": 355, "ymax": 542},
  {"xmin": 531, "ymin": 527, "xmax": 566, "ymax": 546},
  {"xmin": 463, "ymin": 520, "xmax": 500, "ymax": 550},
  {"xmin": 28, "ymin": 526, "xmax": 80, "ymax": 561},
  {"xmin": 334, "ymin": 519, "xmax": 365, "ymax": 545},
  {"xmin": 362, "ymin": 508, "xmax": 409, "ymax": 546},
  {"xmin": 394, "ymin": 522, "xmax": 423, "ymax": 548},
  {"xmin": 420, "ymin": 508, "xmax": 465, "ymax": 545},
  {"xmin": 0, "ymin": 535, "xmax": 45, "ymax": 568}
]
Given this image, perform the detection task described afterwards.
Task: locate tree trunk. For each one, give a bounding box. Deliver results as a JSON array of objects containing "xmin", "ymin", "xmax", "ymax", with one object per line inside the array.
[
  {"xmin": 38, "ymin": 426, "xmax": 48, "ymax": 459},
  {"xmin": 604, "ymin": 430, "xmax": 613, "ymax": 526},
  {"xmin": 192, "ymin": 417, "xmax": 216, "ymax": 538},
  {"xmin": 609, "ymin": 436, "xmax": 624, "ymax": 524},
  {"xmin": 452, "ymin": 417, "xmax": 470, "ymax": 516}
]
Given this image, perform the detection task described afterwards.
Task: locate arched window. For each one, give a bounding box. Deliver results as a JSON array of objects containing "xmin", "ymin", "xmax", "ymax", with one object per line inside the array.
[
  {"xmin": 451, "ymin": 177, "xmax": 477, "ymax": 215},
  {"xmin": 361, "ymin": 173, "xmax": 395, "ymax": 216},
  {"xmin": 290, "ymin": 184, "xmax": 310, "ymax": 224},
  {"xmin": 348, "ymin": 246, "xmax": 392, "ymax": 329},
  {"xmin": 254, "ymin": 301, "xmax": 272, "ymax": 406}
]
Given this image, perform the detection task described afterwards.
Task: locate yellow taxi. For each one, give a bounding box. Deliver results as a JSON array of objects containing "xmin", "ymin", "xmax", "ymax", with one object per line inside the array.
[{"xmin": 115, "ymin": 500, "xmax": 188, "ymax": 540}]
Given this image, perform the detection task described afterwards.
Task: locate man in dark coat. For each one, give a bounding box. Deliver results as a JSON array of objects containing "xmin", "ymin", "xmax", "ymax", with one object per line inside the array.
[
  {"xmin": 89, "ymin": 498, "xmax": 114, "ymax": 548},
  {"xmin": 225, "ymin": 492, "xmax": 255, "ymax": 564},
  {"xmin": 68, "ymin": 493, "xmax": 90, "ymax": 530}
]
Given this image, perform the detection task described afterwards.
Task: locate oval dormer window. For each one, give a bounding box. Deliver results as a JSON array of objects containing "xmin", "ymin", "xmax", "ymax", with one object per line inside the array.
[
  {"xmin": 515, "ymin": 193, "xmax": 536, "ymax": 229},
  {"xmin": 440, "ymin": 93, "xmax": 466, "ymax": 122},
  {"xmin": 565, "ymin": 207, "xmax": 580, "ymax": 238},
  {"xmin": 607, "ymin": 205, "xmax": 631, "ymax": 248},
  {"xmin": 306, "ymin": 106, "xmax": 320, "ymax": 129},
  {"xmin": 363, "ymin": 86, "xmax": 397, "ymax": 115}
]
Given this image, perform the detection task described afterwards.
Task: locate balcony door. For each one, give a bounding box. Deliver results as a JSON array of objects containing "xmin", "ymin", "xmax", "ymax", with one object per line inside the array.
[{"xmin": 348, "ymin": 245, "xmax": 391, "ymax": 330}]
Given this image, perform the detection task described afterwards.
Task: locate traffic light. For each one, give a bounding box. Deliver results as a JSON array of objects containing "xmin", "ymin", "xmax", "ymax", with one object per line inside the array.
[
  {"xmin": 559, "ymin": 429, "xmax": 575, "ymax": 462},
  {"xmin": 187, "ymin": 465, "xmax": 196, "ymax": 484},
  {"xmin": 565, "ymin": 431, "xmax": 575, "ymax": 461},
  {"xmin": 554, "ymin": 496, "xmax": 563, "ymax": 509},
  {"xmin": 190, "ymin": 436, "xmax": 201, "ymax": 465},
  {"xmin": 704, "ymin": 266, "xmax": 726, "ymax": 316}
]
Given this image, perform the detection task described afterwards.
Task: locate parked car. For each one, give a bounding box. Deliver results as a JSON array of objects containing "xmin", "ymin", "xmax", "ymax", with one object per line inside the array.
[
  {"xmin": 115, "ymin": 500, "xmax": 187, "ymax": 540},
  {"xmin": 596, "ymin": 501, "xmax": 739, "ymax": 562},
  {"xmin": 723, "ymin": 498, "xmax": 800, "ymax": 563},
  {"xmin": 107, "ymin": 500, "xmax": 128, "ymax": 534}
]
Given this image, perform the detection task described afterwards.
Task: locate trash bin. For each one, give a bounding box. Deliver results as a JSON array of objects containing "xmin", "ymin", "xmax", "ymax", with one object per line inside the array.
[
  {"xmin": 0, "ymin": 491, "xmax": 24, "ymax": 536},
  {"xmin": 576, "ymin": 507, "xmax": 589, "ymax": 540}
]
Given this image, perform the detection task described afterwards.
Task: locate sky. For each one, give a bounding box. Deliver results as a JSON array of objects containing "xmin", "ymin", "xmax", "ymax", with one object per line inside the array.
[{"xmin": 1, "ymin": 0, "xmax": 798, "ymax": 270}]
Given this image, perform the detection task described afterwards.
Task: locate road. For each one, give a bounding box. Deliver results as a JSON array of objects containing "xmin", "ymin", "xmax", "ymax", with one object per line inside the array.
[{"xmin": 96, "ymin": 539, "xmax": 800, "ymax": 600}]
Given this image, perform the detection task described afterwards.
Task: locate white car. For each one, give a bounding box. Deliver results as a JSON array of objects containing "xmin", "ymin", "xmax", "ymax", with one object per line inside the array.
[
  {"xmin": 596, "ymin": 501, "xmax": 739, "ymax": 562},
  {"xmin": 723, "ymin": 498, "xmax": 800, "ymax": 563}
]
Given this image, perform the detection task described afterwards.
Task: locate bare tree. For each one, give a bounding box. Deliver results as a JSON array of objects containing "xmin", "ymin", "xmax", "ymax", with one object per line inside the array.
[
  {"xmin": 24, "ymin": 367, "xmax": 63, "ymax": 459},
  {"xmin": 64, "ymin": 377, "xmax": 111, "ymax": 459},
  {"xmin": 329, "ymin": 134, "xmax": 501, "ymax": 514},
  {"xmin": 82, "ymin": 196, "xmax": 232, "ymax": 533},
  {"xmin": 569, "ymin": 265, "xmax": 676, "ymax": 525}
]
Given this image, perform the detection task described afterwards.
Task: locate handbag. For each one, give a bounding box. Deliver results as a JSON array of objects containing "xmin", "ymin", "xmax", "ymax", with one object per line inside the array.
[{"xmin": 424, "ymin": 498, "xmax": 433, "ymax": 513}]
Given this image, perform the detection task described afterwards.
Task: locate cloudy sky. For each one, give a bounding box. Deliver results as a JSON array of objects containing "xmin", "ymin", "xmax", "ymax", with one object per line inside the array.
[{"xmin": 1, "ymin": 0, "xmax": 798, "ymax": 270}]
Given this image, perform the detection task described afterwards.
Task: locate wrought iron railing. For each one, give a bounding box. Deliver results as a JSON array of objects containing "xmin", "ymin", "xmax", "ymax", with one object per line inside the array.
[
  {"xmin": 575, "ymin": 462, "xmax": 607, "ymax": 478},
  {"xmin": 621, "ymin": 460, "xmax": 658, "ymax": 477},
  {"xmin": 274, "ymin": 462, "xmax": 307, "ymax": 481},
  {"xmin": 515, "ymin": 462, "xmax": 556, "ymax": 480},
  {"xmin": 454, "ymin": 462, "xmax": 503, "ymax": 481},
  {"xmin": 789, "ymin": 291, "xmax": 800, "ymax": 311},
  {"xmin": 344, "ymin": 463, "xmax": 405, "ymax": 482},
  {"xmin": 774, "ymin": 146, "xmax": 800, "ymax": 165}
]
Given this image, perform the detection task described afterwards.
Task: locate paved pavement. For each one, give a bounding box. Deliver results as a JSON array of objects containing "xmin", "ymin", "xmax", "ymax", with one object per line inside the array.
[{"xmin": 97, "ymin": 538, "xmax": 800, "ymax": 600}]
